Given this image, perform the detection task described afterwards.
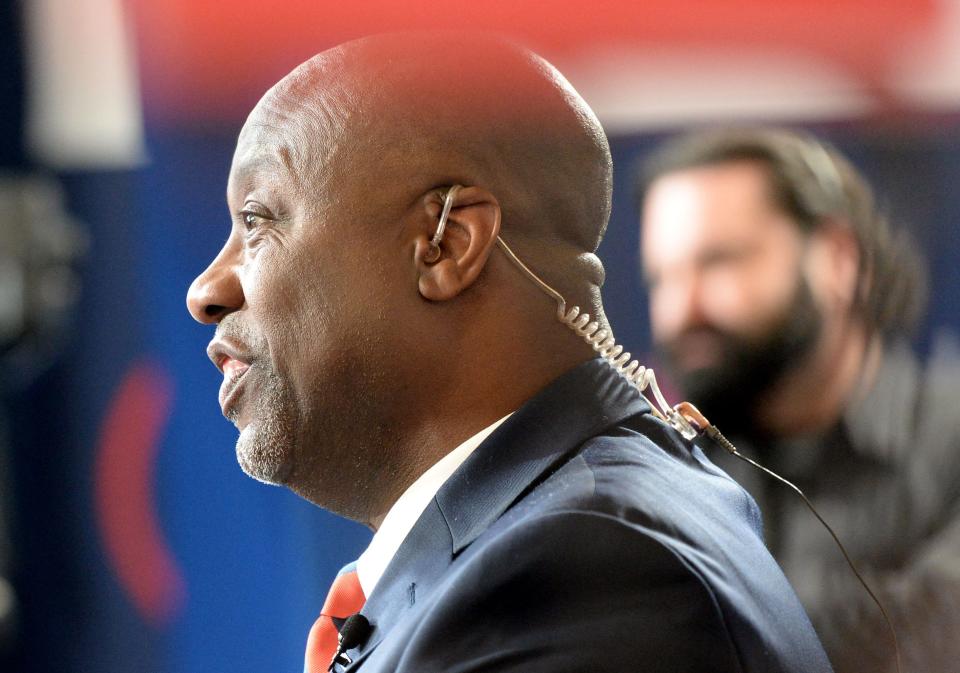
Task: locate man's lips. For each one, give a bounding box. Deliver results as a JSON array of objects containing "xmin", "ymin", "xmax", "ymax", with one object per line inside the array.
[
  {"xmin": 222, "ymin": 357, "xmax": 249, "ymax": 378},
  {"xmin": 666, "ymin": 331, "xmax": 728, "ymax": 371},
  {"xmin": 218, "ymin": 357, "xmax": 250, "ymax": 420},
  {"xmin": 206, "ymin": 338, "xmax": 253, "ymax": 420},
  {"xmin": 206, "ymin": 337, "xmax": 251, "ymax": 373}
]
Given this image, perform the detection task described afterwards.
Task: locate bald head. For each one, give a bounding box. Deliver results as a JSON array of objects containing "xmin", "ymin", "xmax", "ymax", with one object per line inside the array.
[
  {"xmin": 194, "ymin": 34, "xmax": 614, "ymax": 519},
  {"xmin": 252, "ymin": 32, "xmax": 612, "ymax": 292}
]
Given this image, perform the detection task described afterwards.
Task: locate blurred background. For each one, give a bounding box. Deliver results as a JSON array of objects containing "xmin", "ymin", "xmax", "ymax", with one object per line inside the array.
[{"xmin": 0, "ymin": 1, "xmax": 957, "ymax": 671}]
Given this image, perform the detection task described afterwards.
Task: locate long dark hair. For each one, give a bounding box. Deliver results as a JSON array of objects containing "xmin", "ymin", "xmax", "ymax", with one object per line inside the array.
[{"xmin": 637, "ymin": 128, "xmax": 928, "ymax": 336}]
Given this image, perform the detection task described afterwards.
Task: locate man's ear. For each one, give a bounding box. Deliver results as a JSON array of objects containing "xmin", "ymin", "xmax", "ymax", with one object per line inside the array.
[
  {"xmin": 413, "ymin": 186, "xmax": 501, "ymax": 301},
  {"xmin": 805, "ymin": 218, "xmax": 860, "ymax": 310}
]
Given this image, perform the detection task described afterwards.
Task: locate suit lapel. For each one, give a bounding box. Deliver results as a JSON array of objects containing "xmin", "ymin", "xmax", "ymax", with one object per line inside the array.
[
  {"xmin": 438, "ymin": 358, "xmax": 649, "ymax": 553},
  {"xmin": 346, "ymin": 358, "xmax": 650, "ymax": 668},
  {"xmin": 343, "ymin": 498, "xmax": 453, "ymax": 668}
]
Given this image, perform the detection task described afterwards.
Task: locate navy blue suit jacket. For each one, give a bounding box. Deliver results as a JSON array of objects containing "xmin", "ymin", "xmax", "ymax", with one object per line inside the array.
[{"xmin": 341, "ymin": 359, "xmax": 833, "ymax": 672}]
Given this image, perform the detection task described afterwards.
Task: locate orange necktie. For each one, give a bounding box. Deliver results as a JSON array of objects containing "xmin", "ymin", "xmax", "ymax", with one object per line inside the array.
[{"xmin": 304, "ymin": 563, "xmax": 367, "ymax": 673}]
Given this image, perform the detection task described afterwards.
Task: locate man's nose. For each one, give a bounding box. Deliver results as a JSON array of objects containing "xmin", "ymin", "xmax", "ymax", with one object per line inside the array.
[
  {"xmin": 675, "ymin": 275, "xmax": 710, "ymax": 329},
  {"xmin": 186, "ymin": 244, "xmax": 245, "ymax": 324},
  {"xmin": 653, "ymin": 273, "xmax": 710, "ymax": 337}
]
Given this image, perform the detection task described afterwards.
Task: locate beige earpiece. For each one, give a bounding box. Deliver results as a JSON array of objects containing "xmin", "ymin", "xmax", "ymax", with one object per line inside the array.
[{"xmin": 424, "ymin": 185, "xmax": 462, "ymax": 263}]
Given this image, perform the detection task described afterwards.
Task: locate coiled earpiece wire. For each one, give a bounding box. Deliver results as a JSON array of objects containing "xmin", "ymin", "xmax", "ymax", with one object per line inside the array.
[{"xmin": 432, "ymin": 185, "xmax": 903, "ymax": 673}]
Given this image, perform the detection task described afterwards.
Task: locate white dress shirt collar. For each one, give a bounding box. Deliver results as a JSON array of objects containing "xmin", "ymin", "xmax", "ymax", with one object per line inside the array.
[{"xmin": 355, "ymin": 414, "xmax": 512, "ymax": 597}]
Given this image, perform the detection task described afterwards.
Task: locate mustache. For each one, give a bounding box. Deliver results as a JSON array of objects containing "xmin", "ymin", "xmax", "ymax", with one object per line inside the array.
[
  {"xmin": 215, "ymin": 313, "xmax": 249, "ymax": 342},
  {"xmin": 661, "ymin": 326, "xmax": 736, "ymax": 354},
  {"xmin": 214, "ymin": 314, "xmax": 265, "ymax": 359}
]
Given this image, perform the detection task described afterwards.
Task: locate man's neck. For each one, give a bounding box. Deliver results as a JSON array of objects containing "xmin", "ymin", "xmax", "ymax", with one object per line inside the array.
[
  {"xmin": 756, "ymin": 320, "xmax": 881, "ymax": 439},
  {"xmin": 363, "ymin": 345, "xmax": 594, "ymax": 530}
]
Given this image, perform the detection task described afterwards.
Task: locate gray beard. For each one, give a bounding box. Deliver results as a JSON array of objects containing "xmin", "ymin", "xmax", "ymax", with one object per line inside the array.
[{"xmin": 230, "ymin": 366, "xmax": 297, "ymax": 486}]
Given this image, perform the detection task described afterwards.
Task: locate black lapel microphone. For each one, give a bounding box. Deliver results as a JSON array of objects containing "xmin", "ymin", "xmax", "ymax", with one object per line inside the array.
[{"xmin": 328, "ymin": 613, "xmax": 372, "ymax": 671}]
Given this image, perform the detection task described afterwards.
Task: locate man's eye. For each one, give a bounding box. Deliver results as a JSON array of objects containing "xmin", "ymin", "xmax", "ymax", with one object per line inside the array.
[
  {"xmin": 700, "ymin": 248, "xmax": 744, "ymax": 269},
  {"xmin": 243, "ymin": 212, "xmax": 260, "ymax": 229}
]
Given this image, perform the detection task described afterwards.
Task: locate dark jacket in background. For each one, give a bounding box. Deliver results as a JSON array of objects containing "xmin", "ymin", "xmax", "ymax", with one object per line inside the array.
[{"xmin": 710, "ymin": 335, "xmax": 960, "ymax": 673}]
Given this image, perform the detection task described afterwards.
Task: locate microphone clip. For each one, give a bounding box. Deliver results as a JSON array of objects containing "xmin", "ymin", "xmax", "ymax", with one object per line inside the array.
[{"xmin": 328, "ymin": 613, "xmax": 372, "ymax": 672}]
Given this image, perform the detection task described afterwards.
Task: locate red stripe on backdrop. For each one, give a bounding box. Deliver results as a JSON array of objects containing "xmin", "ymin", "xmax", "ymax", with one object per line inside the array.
[
  {"xmin": 94, "ymin": 359, "xmax": 185, "ymax": 626},
  {"xmin": 127, "ymin": 0, "xmax": 938, "ymax": 125}
]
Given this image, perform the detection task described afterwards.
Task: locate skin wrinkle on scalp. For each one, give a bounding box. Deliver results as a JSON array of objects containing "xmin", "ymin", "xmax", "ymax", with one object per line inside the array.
[{"xmin": 248, "ymin": 80, "xmax": 349, "ymax": 212}]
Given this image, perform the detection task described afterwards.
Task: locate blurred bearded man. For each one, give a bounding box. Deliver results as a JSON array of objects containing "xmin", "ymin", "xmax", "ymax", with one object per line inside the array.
[
  {"xmin": 638, "ymin": 127, "xmax": 960, "ymax": 673},
  {"xmin": 187, "ymin": 36, "xmax": 832, "ymax": 673}
]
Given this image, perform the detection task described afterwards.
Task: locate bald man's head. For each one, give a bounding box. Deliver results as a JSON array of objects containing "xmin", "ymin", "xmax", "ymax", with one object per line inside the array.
[
  {"xmin": 250, "ymin": 32, "xmax": 612, "ymax": 290},
  {"xmin": 196, "ymin": 34, "xmax": 614, "ymax": 517}
]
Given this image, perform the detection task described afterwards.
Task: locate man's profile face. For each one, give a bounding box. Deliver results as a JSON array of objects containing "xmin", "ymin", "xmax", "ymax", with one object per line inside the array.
[
  {"xmin": 641, "ymin": 161, "xmax": 822, "ymax": 426},
  {"xmin": 186, "ymin": 96, "xmax": 411, "ymax": 510}
]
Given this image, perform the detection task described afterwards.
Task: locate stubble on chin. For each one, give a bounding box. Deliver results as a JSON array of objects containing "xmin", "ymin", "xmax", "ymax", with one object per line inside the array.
[{"xmin": 231, "ymin": 371, "xmax": 297, "ymax": 486}]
